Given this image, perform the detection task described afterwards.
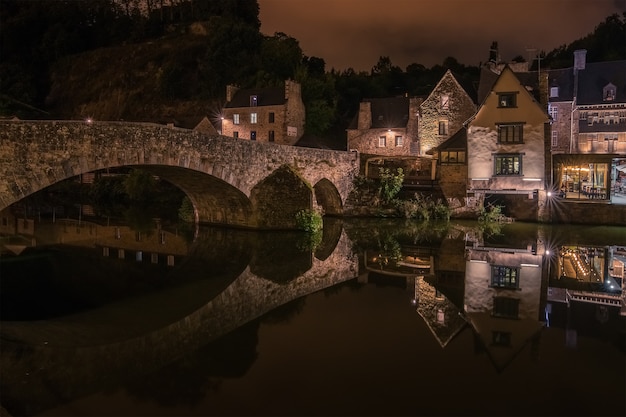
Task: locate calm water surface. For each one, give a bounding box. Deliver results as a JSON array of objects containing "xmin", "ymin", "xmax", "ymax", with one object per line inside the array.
[{"xmin": 1, "ymin": 214, "xmax": 624, "ymax": 417}]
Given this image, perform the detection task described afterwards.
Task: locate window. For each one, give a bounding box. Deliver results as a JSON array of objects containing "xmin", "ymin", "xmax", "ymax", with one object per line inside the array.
[
  {"xmin": 440, "ymin": 150, "xmax": 466, "ymax": 164},
  {"xmin": 233, "ymin": 114, "xmax": 240, "ymax": 125},
  {"xmin": 603, "ymin": 83, "xmax": 616, "ymax": 101},
  {"xmin": 269, "ymin": 112, "xmax": 275, "ymax": 123},
  {"xmin": 233, "ymin": 131, "xmax": 238, "ymax": 139},
  {"xmin": 492, "ymin": 331, "xmax": 512, "ymax": 346},
  {"xmin": 495, "ymin": 154, "xmax": 522, "ymax": 175},
  {"xmin": 251, "ymin": 131, "xmax": 257, "ymax": 141},
  {"xmin": 498, "ymin": 92, "xmax": 517, "ymax": 108},
  {"xmin": 438, "ymin": 120, "xmax": 448, "ymax": 135},
  {"xmin": 268, "ymin": 130, "xmax": 275, "ymax": 142},
  {"xmin": 498, "ymin": 124, "xmax": 523, "ymax": 143},
  {"xmin": 551, "ymin": 131, "xmax": 558, "ymax": 147},
  {"xmin": 550, "ymin": 87, "xmax": 559, "ymax": 98},
  {"xmin": 250, "ymin": 113, "xmax": 257, "ymax": 124},
  {"xmin": 548, "ymin": 104, "xmax": 557, "ymax": 120},
  {"xmin": 441, "ymin": 95, "xmax": 449, "ymax": 110},
  {"xmin": 250, "ymin": 95, "xmax": 258, "ymax": 107},
  {"xmin": 493, "ymin": 297, "xmax": 519, "ymax": 318},
  {"xmin": 378, "ymin": 136, "xmax": 386, "ymax": 147},
  {"xmin": 491, "ymin": 265, "xmax": 519, "ymax": 288},
  {"xmin": 395, "ymin": 136, "xmax": 403, "ymax": 147}
]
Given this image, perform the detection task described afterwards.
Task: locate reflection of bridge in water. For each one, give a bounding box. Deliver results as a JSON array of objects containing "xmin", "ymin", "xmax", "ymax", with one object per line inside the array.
[{"xmin": 0, "ymin": 220, "xmax": 358, "ymax": 415}]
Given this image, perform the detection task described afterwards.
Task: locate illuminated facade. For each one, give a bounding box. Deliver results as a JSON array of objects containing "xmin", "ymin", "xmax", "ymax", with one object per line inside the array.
[
  {"xmin": 466, "ymin": 65, "xmax": 550, "ymax": 221},
  {"xmin": 547, "ymin": 50, "xmax": 626, "ymax": 201},
  {"xmin": 221, "ymin": 80, "xmax": 305, "ymax": 145}
]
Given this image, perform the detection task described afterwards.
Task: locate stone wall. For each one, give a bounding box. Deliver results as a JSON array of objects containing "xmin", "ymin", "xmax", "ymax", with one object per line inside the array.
[{"xmin": 0, "ymin": 121, "xmax": 358, "ymax": 229}]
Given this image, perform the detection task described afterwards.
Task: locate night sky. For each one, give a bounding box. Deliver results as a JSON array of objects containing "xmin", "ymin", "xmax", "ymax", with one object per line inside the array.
[{"xmin": 258, "ymin": 0, "xmax": 625, "ymax": 71}]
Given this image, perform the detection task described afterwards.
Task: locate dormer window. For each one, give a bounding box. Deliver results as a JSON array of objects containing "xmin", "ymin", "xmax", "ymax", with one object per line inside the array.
[
  {"xmin": 250, "ymin": 95, "xmax": 258, "ymax": 107},
  {"xmin": 498, "ymin": 92, "xmax": 517, "ymax": 108},
  {"xmin": 603, "ymin": 83, "xmax": 616, "ymax": 102},
  {"xmin": 550, "ymin": 87, "xmax": 559, "ymax": 98}
]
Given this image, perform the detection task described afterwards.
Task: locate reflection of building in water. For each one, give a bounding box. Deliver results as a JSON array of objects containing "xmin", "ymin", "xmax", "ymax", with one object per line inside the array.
[
  {"xmin": 558, "ymin": 245, "xmax": 606, "ymax": 283},
  {"xmin": 415, "ymin": 276, "xmax": 467, "ymax": 348},
  {"xmin": 0, "ymin": 209, "xmax": 190, "ymax": 267},
  {"xmin": 464, "ymin": 243, "xmax": 546, "ymax": 372},
  {"xmin": 547, "ymin": 244, "xmax": 626, "ymax": 327}
]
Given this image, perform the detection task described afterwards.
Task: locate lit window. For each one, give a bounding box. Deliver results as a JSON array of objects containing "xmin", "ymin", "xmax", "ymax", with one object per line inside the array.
[
  {"xmin": 498, "ymin": 92, "xmax": 517, "ymax": 108},
  {"xmin": 498, "ymin": 124, "xmax": 524, "ymax": 143},
  {"xmin": 378, "ymin": 136, "xmax": 386, "ymax": 147},
  {"xmin": 491, "ymin": 265, "xmax": 519, "ymax": 288},
  {"xmin": 440, "ymin": 150, "xmax": 466, "ymax": 164},
  {"xmin": 551, "ymin": 131, "xmax": 558, "ymax": 147},
  {"xmin": 233, "ymin": 114, "xmax": 240, "ymax": 124},
  {"xmin": 251, "ymin": 113, "xmax": 257, "ymax": 123},
  {"xmin": 269, "ymin": 112, "xmax": 275, "ymax": 123},
  {"xmin": 494, "ymin": 154, "xmax": 522, "ymax": 175},
  {"xmin": 441, "ymin": 95, "xmax": 449, "ymax": 110},
  {"xmin": 250, "ymin": 95, "xmax": 258, "ymax": 107},
  {"xmin": 438, "ymin": 120, "xmax": 448, "ymax": 135},
  {"xmin": 548, "ymin": 104, "xmax": 557, "ymax": 120},
  {"xmin": 395, "ymin": 136, "xmax": 403, "ymax": 147}
]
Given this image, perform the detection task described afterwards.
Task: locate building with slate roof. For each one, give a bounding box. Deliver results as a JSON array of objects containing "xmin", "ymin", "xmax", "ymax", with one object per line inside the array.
[
  {"xmin": 347, "ymin": 96, "xmax": 421, "ymax": 157},
  {"xmin": 547, "ymin": 50, "xmax": 626, "ymax": 202},
  {"xmin": 220, "ymin": 80, "xmax": 305, "ymax": 145}
]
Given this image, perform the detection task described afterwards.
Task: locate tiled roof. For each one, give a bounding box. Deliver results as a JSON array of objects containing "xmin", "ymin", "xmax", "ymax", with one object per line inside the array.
[
  {"xmin": 224, "ymin": 86, "xmax": 286, "ymax": 108},
  {"xmin": 576, "ymin": 60, "xmax": 626, "ymax": 105},
  {"xmin": 547, "ymin": 67, "xmax": 575, "ymax": 102}
]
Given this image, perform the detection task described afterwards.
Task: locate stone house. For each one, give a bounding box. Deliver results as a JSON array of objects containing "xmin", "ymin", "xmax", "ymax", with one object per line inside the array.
[
  {"xmin": 417, "ymin": 69, "xmax": 476, "ymax": 156},
  {"xmin": 547, "ymin": 50, "xmax": 626, "ymax": 201},
  {"xmin": 466, "ymin": 65, "xmax": 550, "ymax": 221},
  {"xmin": 347, "ymin": 96, "xmax": 421, "ymax": 157},
  {"xmin": 221, "ymin": 80, "xmax": 305, "ymax": 145}
]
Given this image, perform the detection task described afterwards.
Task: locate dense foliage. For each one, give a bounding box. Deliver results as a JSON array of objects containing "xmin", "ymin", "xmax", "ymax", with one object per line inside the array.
[{"xmin": 1, "ymin": 0, "xmax": 623, "ymax": 141}]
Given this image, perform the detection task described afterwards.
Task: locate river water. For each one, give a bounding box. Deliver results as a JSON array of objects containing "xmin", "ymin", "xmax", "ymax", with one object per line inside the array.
[{"xmin": 1, "ymin": 209, "xmax": 624, "ymax": 416}]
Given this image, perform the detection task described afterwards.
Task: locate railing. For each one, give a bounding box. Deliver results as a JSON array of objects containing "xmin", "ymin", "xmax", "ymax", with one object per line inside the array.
[{"xmin": 567, "ymin": 290, "xmax": 623, "ymax": 307}]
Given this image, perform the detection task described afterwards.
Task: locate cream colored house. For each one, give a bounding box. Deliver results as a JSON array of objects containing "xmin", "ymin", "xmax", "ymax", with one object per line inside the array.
[{"xmin": 467, "ymin": 65, "xmax": 550, "ymax": 221}]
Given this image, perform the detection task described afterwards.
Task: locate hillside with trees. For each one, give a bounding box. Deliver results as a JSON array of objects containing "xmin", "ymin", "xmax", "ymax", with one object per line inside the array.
[{"xmin": 1, "ymin": 0, "xmax": 624, "ymax": 147}]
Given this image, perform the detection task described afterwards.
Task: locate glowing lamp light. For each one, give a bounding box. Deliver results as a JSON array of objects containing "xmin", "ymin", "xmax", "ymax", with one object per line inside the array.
[
  {"xmin": 86, "ymin": 117, "xmax": 93, "ymax": 123},
  {"xmin": 547, "ymin": 191, "xmax": 552, "ymax": 197}
]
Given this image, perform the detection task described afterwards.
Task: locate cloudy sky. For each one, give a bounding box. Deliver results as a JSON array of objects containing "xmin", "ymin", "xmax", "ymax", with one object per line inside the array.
[{"xmin": 258, "ymin": 0, "xmax": 625, "ymax": 72}]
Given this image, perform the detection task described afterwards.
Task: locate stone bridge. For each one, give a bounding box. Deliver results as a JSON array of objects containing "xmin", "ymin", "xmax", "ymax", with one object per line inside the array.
[
  {"xmin": 0, "ymin": 120, "xmax": 359, "ymax": 229},
  {"xmin": 0, "ymin": 224, "xmax": 359, "ymax": 415}
]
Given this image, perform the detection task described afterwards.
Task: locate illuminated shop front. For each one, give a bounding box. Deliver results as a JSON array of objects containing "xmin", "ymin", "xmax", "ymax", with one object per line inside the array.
[{"xmin": 553, "ymin": 155, "xmax": 613, "ymax": 200}]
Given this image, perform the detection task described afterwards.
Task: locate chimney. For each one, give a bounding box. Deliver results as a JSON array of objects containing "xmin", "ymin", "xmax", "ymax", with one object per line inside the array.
[
  {"xmin": 574, "ymin": 49, "xmax": 587, "ymax": 71},
  {"xmin": 357, "ymin": 101, "xmax": 372, "ymax": 130},
  {"xmin": 226, "ymin": 85, "xmax": 239, "ymax": 102}
]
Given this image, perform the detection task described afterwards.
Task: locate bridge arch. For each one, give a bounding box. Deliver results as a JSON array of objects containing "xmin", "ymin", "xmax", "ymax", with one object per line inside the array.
[{"xmin": 0, "ymin": 121, "xmax": 359, "ymax": 229}]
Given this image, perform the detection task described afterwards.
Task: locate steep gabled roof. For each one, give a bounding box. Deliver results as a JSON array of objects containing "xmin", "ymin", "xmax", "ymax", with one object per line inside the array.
[
  {"xmin": 426, "ymin": 69, "xmax": 477, "ymax": 105},
  {"xmin": 477, "ymin": 65, "xmax": 546, "ymax": 106},
  {"xmin": 225, "ymin": 86, "xmax": 286, "ymax": 108},
  {"xmin": 577, "ymin": 60, "xmax": 626, "ymax": 105}
]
